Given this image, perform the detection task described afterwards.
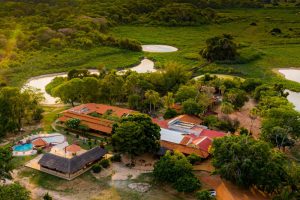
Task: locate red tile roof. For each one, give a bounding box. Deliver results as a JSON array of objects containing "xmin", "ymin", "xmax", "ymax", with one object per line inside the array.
[
  {"xmin": 66, "ymin": 103, "xmax": 135, "ymax": 118},
  {"xmin": 200, "ymin": 129, "xmax": 226, "ymax": 139},
  {"xmin": 58, "ymin": 111, "xmax": 114, "ymax": 134},
  {"xmin": 32, "ymin": 138, "xmax": 48, "ymax": 147},
  {"xmin": 180, "ymin": 135, "xmax": 192, "ymax": 145},
  {"xmin": 191, "ymin": 136, "xmax": 212, "ymax": 152},
  {"xmin": 176, "ymin": 115, "xmax": 203, "ymax": 125},
  {"xmin": 152, "ymin": 118, "xmax": 170, "ymax": 129},
  {"xmin": 161, "ymin": 140, "xmax": 210, "ymax": 158},
  {"xmin": 65, "ymin": 144, "xmax": 82, "ymax": 153}
]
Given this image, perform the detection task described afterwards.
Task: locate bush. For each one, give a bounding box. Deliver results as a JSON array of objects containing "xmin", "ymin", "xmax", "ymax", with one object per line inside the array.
[
  {"xmin": 196, "ymin": 190, "xmax": 215, "ymax": 200},
  {"xmin": 182, "ymin": 99, "xmax": 202, "ymax": 115},
  {"xmin": 163, "ymin": 108, "xmax": 178, "ymax": 119},
  {"xmin": 43, "ymin": 193, "xmax": 53, "ymax": 200},
  {"xmin": 65, "ymin": 118, "xmax": 81, "ymax": 130},
  {"xmin": 37, "ymin": 148, "xmax": 43, "ymax": 154},
  {"xmin": 239, "ymin": 127, "xmax": 249, "ymax": 135},
  {"xmin": 0, "ymin": 183, "xmax": 30, "ymax": 200},
  {"xmin": 187, "ymin": 153, "xmax": 202, "ymax": 165},
  {"xmin": 270, "ymin": 28, "xmax": 282, "ymax": 34},
  {"xmin": 111, "ymin": 153, "xmax": 121, "ymax": 162},
  {"xmin": 173, "ymin": 173, "xmax": 201, "ymax": 193},
  {"xmin": 99, "ymin": 159, "xmax": 110, "ymax": 168},
  {"xmin": 92, "ymin": 164, "xmax": 102, "ymax": 173}
]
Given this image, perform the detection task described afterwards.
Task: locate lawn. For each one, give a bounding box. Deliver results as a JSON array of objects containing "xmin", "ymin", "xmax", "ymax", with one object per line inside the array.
[{"xmin": 41, "ymin": 106, "xmax": 70, "ymax": 132}]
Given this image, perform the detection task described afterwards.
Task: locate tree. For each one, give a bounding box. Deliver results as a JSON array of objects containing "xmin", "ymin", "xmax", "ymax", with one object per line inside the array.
[
  {"xmin": 52, "ymin": 78, "xmax": 83, "ymax": 106},
  {"xmin": 99, "ymin": 71, "xmax": 125, "ymax": 104},
  {"xmin": 200, "ymin": 34, "xmax": 238, "ymax": 61},
  {"xmin": 175, "ymin": 85, "xmax": 197, "ymax": 103},
  {"xmin": 174, "ymin": 174, "xmax": 201, "ymax": 193},
  {"xmin": 0, "ymin": 87, "xmax": 43, "ymax": 137},
  {"xmin": 0, "ymin": 183, "xmax": 30, "ymax": 200},
  {"xmin": 153, "ymin": 151, "xmax": 201, "ymax": 193},
  {"xmin": 241, "ymin": 78, "xmax": 262, "ymax": 92},
  {"xmin": 212, "ymin": 136, "xmax": 287, "ymax": 193},
  {"xmin": 261, "ymin": 107, "xmax": 300, "ymax": 149},
  {"xmin": 182, "ymin": 98, "xmax": 202, "ymax": 115},
  {"xmin": 0, "ymin": 146, "xmax": 13, "ymax": 181},
  {"xmin": 160, "ymin": 62, "xmax": 192, "ymax": 92},
  {"xmin": 65, "ymin": 118, "xmax": 81, "ymax": 130},
  {"xmin": 220, "ymin": 102, "xmax": 234, "ymax": 114},
  {"xmin": 145, "ymin": 90, "xmax": 160, "ymax": 112},
  {"xmin": 164, "ymin": 108, "xmax": 178, "ymax": 119},
  {"xmin": 112, "ymin": 114, "xmax": 160, "ymax": 159},
  {"xmin": 223, "ymin": 88, "xmax": 248, "ymax": 109},
  {"xmin": 162, "ymin": 92, "xmax": 175, "ymax": 108}
]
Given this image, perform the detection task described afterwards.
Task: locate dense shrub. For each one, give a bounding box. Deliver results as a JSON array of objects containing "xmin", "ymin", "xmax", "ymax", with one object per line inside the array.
[
  {"xmin": 271, "ymin": 28, "xmax": 282, "ymax": 34},
  {"xmin": 99, "ymin": 159, "xmax": 110, "ymax": 168},
  {"xmin": 196, "ymin": 190, "xmax": 215, "ymax": 200},
  {"xmin": 92, "ymin": 164, "xmax": 102, "ymax": 173},
  {"xmin": 43, "ymin": 193, "xmax": 53, "ymax": 200},
  {"xmin": 153, "ymin": 151, "xmax": 201, "ymax": 192},
  {"xmin": 163, "ymin": 108, "xmax": 178, "ymax": 119},
  {"xmin": 0, "ymin": 183, "xmax": 30, "ymax": 200},
  {"xmin": 111, "ymin": 153, "xmax": 122, "ymax": 162},
  {"xmin": 65, "ymin": 118, "xmax": 81, "ymax": 130},
  {"xmin": 187, "ymin": 153, "xmax": 202, "ymax": 165},
  {"xmin": 173, "ymin": 173, "xmax": 201, "ymax": 193}
]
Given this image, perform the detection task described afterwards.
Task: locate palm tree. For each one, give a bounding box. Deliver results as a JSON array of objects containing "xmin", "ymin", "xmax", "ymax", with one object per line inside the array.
[
  {"xmin": 145, "ymin": 90, "xmax": 160, "ymax": 113},
  {"xmin": 162, "ymin": 92, "xmax": 174, "ymax": 108}
]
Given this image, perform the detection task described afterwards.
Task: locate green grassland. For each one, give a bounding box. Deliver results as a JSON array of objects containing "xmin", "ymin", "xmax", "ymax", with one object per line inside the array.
[
  {"xmin": 111, "ymin": 8, "xmax": 300, "ymax": 90},
  {"xmin": 2, "ymin": 7, "xmax": 300, "ymax": 91}
]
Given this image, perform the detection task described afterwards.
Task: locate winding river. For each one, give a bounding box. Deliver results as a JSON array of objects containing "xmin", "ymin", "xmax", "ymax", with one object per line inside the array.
[
  {"xmin": 25, "ymin": 45, "xmax": 178, "ymax": 105},
  {"xmin": 278, "ymin": 69, "xmax": 300, "ymax": 112}
]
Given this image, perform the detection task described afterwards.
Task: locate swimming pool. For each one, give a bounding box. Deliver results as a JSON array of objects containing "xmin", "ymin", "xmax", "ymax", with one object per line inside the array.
[{"xmin": 13, "ymin": 143, "xmax": 33, "ymax": 152}]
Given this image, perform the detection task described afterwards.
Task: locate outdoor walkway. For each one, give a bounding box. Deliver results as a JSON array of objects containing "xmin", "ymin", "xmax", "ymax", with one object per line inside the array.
[{"xmin": 25, "ymin": 154, "xmax": 43, "ymax": 170}]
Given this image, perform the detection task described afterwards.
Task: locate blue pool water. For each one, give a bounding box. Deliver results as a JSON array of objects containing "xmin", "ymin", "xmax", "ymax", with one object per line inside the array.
[{"xmin": 13, "ymin": 143, "xmax": 33, "ymax": 152}]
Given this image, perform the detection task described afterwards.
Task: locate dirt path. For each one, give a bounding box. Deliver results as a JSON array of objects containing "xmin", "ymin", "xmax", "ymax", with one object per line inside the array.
[
  {"xmin": 216, "ymin": 99, "xmax": 261, "ymax": 139},
  {"xmin": 12, "ymin": 168, "xmax": 69, "ymax": 200}
]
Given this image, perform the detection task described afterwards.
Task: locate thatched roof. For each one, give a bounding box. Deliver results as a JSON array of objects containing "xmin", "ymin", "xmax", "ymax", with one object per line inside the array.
[{"xmin": 39, "ymin": 147, "xmax": 107, "ymax": 174}]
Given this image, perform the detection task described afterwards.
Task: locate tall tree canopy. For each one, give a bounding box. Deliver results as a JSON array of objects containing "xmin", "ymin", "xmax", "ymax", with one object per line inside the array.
[
  {"xmin": 153, "ymin": 151, "xmax": 201, "ymax": 193},
  {"xmin": 112, "ymin": 114, "xmax": 161, "ymax": 157},
  {"xmin": 0, "ymin": 87, "xmax": 44, "ymax": 137},
  {"xmin": 200, "ymin": 34, "xmax": 238, "ymax": 61},
  {"xmin": 212, "ymin": 135, "xmax": 287, "ymax": 193},
  {"xmin": 0, "ymin": 146, "xmax": 13, "ymax": 181}
]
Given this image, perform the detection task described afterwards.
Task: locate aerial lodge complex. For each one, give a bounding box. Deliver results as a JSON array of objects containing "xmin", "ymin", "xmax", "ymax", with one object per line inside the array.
[{"xmin": 59, "ymin": 104, "xmax": 226, "ymax": 158}]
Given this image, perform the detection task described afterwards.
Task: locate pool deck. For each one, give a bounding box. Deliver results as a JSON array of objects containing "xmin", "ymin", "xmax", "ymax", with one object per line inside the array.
[{"xmin": 13, "ymin": 133, "xmax": 66, "ymax": 157}]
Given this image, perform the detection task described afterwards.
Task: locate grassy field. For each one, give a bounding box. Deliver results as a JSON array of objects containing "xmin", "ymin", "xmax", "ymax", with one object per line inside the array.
[
  {"xmin": 6, "ymin": 47, "xmax": 142, "ymax": 87},
  {"xmin": 111, "ymin": 8, "xmax": 300, "ymax": 90},
  {"xmin": 2, "ymin": 7, "xmax": 300, "ymax": 91}
]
